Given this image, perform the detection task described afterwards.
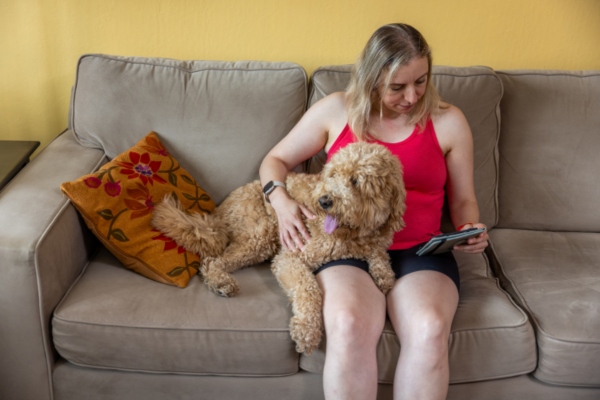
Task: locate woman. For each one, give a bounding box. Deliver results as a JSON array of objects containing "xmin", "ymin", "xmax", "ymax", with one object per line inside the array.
[{"xmin": 259, "ymin": 23, "xmax": 489, "ymax": 400}]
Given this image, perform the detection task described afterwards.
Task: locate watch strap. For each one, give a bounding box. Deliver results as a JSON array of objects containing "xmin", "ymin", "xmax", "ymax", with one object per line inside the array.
[{"xmin": 263, "ymin": 181, "xmax": 286, "ymax": 203}]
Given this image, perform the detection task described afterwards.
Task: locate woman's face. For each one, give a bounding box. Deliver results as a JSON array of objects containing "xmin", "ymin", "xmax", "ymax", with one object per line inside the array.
[{"xmin": 377, "ymin": 56, "xmax": 429, "ymax": 118}]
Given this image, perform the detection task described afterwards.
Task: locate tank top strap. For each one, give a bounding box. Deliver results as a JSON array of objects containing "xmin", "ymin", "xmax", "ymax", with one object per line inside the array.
[{"xmin": 326, "ymin": 124, "xmax": 356, "ymax": 163}]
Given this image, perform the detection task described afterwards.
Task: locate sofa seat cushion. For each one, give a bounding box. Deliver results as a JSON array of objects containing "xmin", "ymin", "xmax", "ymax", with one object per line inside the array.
[
  {"xmin": 489, "ymin": 229, "xmax": 600, "ymax": 387},
  {"xmin": 300, "ymin": 252, "xmax": 537, "ymax": 383},
  {"xmin": 53, "ymin": 247, "xmax": 298, "ymax": 376}
]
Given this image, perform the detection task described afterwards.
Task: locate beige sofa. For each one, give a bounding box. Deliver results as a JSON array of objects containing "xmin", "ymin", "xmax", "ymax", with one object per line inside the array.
[{"xmin": 1, "ymin": 54, "xmax": 599, "ymax": 400}]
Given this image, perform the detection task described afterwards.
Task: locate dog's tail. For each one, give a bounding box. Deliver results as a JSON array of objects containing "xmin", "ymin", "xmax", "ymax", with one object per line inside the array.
[{"xmin": 151, "ymin": 195, "xmax": 228, "ymax": 258}]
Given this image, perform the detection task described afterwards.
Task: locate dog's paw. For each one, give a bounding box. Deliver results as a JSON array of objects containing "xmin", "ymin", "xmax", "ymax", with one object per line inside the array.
[
  {"xmin": 210, "ymin": 281, "xmax": 240, "ymax": 298},
  {"xmin": 202, "ymin": 266, "xmax": 240, "ymax": 297},
  {"xmin": 372, "ymin": 269, "xmax": 396, "ymax": 295},
  {"xmin": 290, "ymin": 316, "xmax": 323, "ymax": 354}
]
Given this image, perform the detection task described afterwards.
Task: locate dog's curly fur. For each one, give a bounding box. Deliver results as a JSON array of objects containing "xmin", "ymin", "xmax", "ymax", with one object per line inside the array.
[{"xmin": 152, "ymin": 142, "xmax": 406, "ymax": 353}]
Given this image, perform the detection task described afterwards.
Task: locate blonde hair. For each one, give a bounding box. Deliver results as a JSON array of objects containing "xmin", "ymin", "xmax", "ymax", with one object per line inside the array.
[{"xmin": 346, "ymin": 23, "xmax": 442, "ymax": 141}]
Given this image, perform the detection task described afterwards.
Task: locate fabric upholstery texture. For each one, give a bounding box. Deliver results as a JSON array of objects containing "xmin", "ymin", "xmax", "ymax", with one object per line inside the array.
[
  {"xmin": 496, "ymin": 70, "xmax": 600, "ymax": 231},
  {"xmin": 489, "ymin": 229, "xmax": 600, "ymax": 386},
  {"xmin": 61, "ymin": 132, "xmax": 215, "ymax": 288},
  {"xmin": 53, "ymin": 248, "xmax": 299, "ymax": 376},
  {"xmin": 70, "ymin": 54, "xmax": 307, "ymax": 204},
  {"xmin": 52, "ymin": 360, "xmax": 600, "ymax": 400},
  {"xmin": 0, "ymin": 131, "xmax": 106, "ymax": 400},
  {"xmin": 492, "ymin": 70, "xmax": 600, "ymax": 387}
]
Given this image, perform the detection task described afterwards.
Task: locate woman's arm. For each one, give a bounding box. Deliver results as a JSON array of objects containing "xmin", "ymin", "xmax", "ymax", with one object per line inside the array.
[
  {"xmin": 259, "ymin": 92, "xmax": 347, "ymax": 251},
  {"xmin": 435, "ymin": 105, "xmax": 489, "ymax": 253}
]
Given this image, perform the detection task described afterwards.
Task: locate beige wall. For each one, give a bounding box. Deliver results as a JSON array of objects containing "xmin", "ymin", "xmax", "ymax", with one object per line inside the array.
[{"xmin": 1, "ymin": 0, "xmax": 599, "ymax": 154}]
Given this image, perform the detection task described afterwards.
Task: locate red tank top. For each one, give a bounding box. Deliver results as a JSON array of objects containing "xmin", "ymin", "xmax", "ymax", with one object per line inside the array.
[{"xmin": 327, "ymin": 119, "xmax": 446, "ymax": 250}]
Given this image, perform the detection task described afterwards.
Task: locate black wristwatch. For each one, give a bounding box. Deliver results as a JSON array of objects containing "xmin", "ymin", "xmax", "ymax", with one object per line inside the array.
[{"xmin": 263, "ymin": 181, "xmax": 286, "ymax": 203}]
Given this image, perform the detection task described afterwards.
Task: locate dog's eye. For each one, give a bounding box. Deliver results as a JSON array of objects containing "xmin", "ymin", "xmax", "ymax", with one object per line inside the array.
[{"xmin": 351, "ymin": 177, "xmax": 359, "ymax": 187}]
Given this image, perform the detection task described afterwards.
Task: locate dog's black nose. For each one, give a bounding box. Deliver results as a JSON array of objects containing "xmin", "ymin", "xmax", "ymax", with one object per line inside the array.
[{"xmin": 319, "ymin": 196, "xmax": 333, "ymax": 210}]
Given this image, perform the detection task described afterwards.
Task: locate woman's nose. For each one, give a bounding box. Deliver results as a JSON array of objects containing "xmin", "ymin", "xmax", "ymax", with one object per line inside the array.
[{"xmin": 405, "ymin": 86, "xmax": 417, "ymax": 104}]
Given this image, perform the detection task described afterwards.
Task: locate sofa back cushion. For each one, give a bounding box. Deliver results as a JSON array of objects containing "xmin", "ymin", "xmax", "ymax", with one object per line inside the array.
[
  {"xmin": 70, "ymin": 54, "xmax": 307, "ymax": 204},
  {"xmin": 497, "ymin": 71, "xmax": 600, "ymax": 231},
  {"xmin": 307, "ymin": 65, "xmax": 502, "ymax": 230}
]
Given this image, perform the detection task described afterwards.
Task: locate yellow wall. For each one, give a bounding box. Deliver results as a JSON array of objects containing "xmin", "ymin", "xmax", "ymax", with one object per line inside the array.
[{"xmin": 1, "ymin": 0, "xmax": 599, "ymax": 154}]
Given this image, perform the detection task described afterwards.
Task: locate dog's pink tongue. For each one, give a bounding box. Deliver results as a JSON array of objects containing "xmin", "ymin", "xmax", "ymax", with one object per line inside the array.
[{"xmin": 324, "ymin": 215, "xmax": 338, "ymax": 234}]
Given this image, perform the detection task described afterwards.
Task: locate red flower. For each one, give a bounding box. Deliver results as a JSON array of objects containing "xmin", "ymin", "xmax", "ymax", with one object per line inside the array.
[
  {"xmin": 84, "ymin": 177, "xmax": 102, "ymax": 188},
  {"xmin": 123, "ymin": 183, "xmax": 155, "ymax": 219},
  {"xmin": 118, "ymin": 151, "xmax": 166, "ymax": 186},
  {"xmin": 104, "ymin": 181, "xmax": 122, "ymax": 197},
  {"xmin": 151, "ymin": 229, "xmax": 186, "ymax": 254}
]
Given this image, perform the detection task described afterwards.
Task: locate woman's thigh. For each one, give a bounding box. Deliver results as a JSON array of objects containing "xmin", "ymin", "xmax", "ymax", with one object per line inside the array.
[{"xmin": 316, "ymin": 265, "xmax": 387, "ymax": 342}]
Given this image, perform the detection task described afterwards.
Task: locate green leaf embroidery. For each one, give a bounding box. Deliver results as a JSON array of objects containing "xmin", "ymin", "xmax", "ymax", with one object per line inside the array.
[
  {"xmin": 110, "ymin": 229, "xmax": 129, "ymax": 242},
  {"xmin": 181, "ymin": 174, "xmax": 194, "ymax": 185},
  {"xmin": 98, "ymin": 209, "xmax": 114, "ymax": 220},
  {"xmin": 167, "ymin": 267, "xmax": 186, "ymax": 277},
  {"xmin": 182, "ymin": 193, "xmax": 195, "ymax": 201},
  {"xmin": 158, "ymin": 156, "xmax": 181, "ymax": 187},
  {"xmin": 106, "ymin": 208, "xmax": 128, "ymax": 241},
  {"xmin": 168, "ymin": 172, "xmax": 178, "ymax": 187}
]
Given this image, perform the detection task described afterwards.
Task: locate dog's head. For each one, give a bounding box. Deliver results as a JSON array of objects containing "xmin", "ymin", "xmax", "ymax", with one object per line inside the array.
[{"xmin": 314, "ymin": 142, "xmax": 406, "ymax": 236}]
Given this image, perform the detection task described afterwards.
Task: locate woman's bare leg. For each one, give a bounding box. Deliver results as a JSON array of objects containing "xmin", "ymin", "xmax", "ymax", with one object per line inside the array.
[
  {"xmin": 387, "ymin": 271, "xmax": 459, "ymax": 400},
  {"xmin": 316, "ymin": 266, "xmax": 387, "ymax": 400}
]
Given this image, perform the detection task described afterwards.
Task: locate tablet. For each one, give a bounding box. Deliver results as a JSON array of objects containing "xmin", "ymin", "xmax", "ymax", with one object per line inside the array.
[{"xmin": 416, "ymin": 228, "xmax": 485, "ymax": 256}]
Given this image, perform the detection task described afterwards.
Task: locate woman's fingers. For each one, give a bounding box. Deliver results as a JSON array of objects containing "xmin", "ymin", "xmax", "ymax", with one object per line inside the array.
[
  {"xmin": 279, "ymin": 215, "xmax": 309, "ymax": 252},
  {"xmin": 454, "ymin": 223, "xmax": 489, "ymax": 253},
  {"xmin": 272, "ymin": 197, "xmax": 314, "ymax": 252}
]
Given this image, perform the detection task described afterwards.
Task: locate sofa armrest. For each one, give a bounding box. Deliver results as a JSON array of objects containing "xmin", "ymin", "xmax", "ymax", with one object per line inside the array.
[{"xmin": 0, "ymin": 131, "xmax": 105, "ymax": 400}]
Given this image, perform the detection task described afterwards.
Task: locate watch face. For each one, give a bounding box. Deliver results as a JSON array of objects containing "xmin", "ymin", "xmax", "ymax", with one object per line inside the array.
[{"xmin": 263, "ymin": 181, "xmax": 275, "ymax": 194}]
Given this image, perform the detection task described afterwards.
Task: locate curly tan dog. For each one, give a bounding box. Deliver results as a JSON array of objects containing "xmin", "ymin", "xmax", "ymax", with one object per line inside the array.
[{"xmin": 152, "ymin": 142, "xmax": 406, "ymax": 353}]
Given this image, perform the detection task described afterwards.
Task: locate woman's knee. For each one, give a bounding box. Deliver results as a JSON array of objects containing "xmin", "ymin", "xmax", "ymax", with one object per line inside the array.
[
  {"xmin": 401, "ymin": 310, "xmax": 452, "ymax": 353},
  {"xmin": 325, "ymin": 306, "xmax": 384, "ymax": 349}
]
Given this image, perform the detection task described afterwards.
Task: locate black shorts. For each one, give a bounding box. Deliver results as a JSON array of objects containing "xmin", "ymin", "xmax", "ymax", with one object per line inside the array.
[{"xmin": 313, "ymin": 243, "xmax": 460, "ymax": 292}]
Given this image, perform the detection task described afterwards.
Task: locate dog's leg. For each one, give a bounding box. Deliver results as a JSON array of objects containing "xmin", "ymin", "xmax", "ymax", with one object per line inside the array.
[
  {"xmin": 271, "ymin": 253, "xmax": 324, "ymax": 354},
  {"xmin": 151, "ymin": 195, "xmax": 228, "ymax": 258},
  {"xmin": 365, "ymin": 249, "xmax": 396, "ymax": 295},
  {"xmin": 202, "ymin": 238, "xmax": 277, "ymax": 297},
  {"xmin": 201, "ymin": 257, "xmax": 240, "ymax": 297}
]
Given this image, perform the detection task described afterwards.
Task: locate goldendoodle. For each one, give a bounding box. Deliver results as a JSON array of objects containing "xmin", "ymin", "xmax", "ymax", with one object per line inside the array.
[{"xmin": 152, "ymin": 142, "xmax": 406, "ymax": 353}]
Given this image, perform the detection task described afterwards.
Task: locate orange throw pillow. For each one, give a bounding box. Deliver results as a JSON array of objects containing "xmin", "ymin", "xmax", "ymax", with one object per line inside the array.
[{"xmin": 61, "ymin": 131, "xmax": 215, "ymax": 288}]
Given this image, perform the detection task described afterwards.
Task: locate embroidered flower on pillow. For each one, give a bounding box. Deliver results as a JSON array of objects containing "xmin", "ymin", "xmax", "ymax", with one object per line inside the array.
[{"xmin": 61, "ymin": 131, "xmax": 215, "ymax": 288}]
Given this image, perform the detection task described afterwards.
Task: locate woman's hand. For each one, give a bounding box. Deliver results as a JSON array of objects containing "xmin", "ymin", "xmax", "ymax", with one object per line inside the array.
[
  {"xmin": 453, "ymin": 222, "xmax": 489, "ymax": 254},
  {"xmin": 269, "ymin": 189, "xmax": 315, "ymax": 252}
]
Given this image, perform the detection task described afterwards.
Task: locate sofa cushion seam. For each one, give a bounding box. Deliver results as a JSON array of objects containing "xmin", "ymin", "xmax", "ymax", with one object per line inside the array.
[
  {"xmin": 61, "ymin": 359, "xmax": 299, "ymax": 378},
  {"xmin": 53, "ymin": 316, "xmax": 291, "ymax": 333}
]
